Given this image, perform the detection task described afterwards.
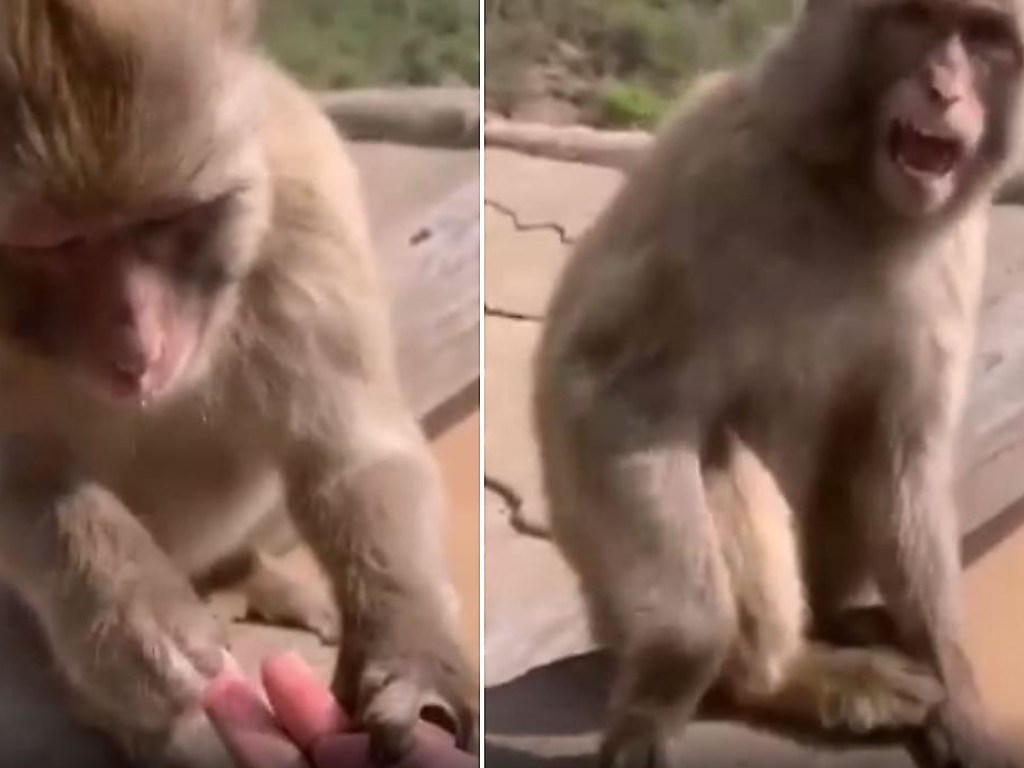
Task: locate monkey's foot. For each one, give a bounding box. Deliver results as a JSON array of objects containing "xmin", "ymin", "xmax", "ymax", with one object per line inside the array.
[
  {"xmin": 240, "ymin": 551, "xmax": 339, "ymax": 645},
  {"xmin": 598, "ymin": 713, "xmax": 675, "ymax": 768},
  {"xmin": 738, "ymin": 644, "xmax": 944, "ymax": 736},
  {"xmin": 343, "ymin": 632, "xmax": 477, "ymax": 764}
]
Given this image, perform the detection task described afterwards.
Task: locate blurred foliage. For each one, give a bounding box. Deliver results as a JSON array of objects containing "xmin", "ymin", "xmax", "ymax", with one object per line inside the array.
[
  {"xmin": 597, "ymin": 81, "xmax": 668, "ymax": 129},
  {"xmin": 260, "ymin": 0, "xmax": 479, "ymax": 89},
  {"xmin": 485, "ymin": 0, "xmax": 794, "ymax": 127}
]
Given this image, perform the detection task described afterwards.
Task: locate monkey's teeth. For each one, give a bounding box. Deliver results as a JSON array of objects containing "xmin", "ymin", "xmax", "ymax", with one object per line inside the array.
[{"xmin": 890, "ymin": 120, "xmax": 961, "ymax": 177}]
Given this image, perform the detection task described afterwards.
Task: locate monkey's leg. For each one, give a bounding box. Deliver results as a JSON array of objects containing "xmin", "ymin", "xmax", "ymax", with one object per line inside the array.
[
  {"xmin": 706, "ymin": 435, "xmax": 943, "ymax": 739},
  {"xmin": 544, "ymin": 420, "xmax": 736, "ymax": 768},
  {"xmin": 705, "ymin": 434, "xmax": 806, "ymax": 698},
  {"xmin": 285, "ymin": 397, "xmax": 475, "ymax": 762},
  {"xmin": 240, "ymin": 550, "xmax": 339, "ymax": 644},
  {"xmin": 196, "ymin": 549, "xmax": 340, "ymax": 644},
  {"xmin": 854, "ymin": 433, "xmax": 1015, "ymax": 768},
  {"xmin": 0, "ymin": 440, "xmax": 231, "ymax": 768}
]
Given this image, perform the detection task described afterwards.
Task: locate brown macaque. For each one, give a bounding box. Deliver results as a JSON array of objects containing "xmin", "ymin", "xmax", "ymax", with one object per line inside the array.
[
  {"xmin": 535, "ymin": 1, "xmax": 1024, "ymax": 767},
  {"xmin": 0, "ymin": 1, "xmax": 474, "ymax": 766}
]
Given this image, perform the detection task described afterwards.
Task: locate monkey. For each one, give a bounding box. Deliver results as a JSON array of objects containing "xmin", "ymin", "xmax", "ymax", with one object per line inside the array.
[
  {"xmin": 534, "ymin": 1, "xmax": 1024, "ymax": 766},
  {"xmin": 0, "ymin": 1, "xmax": 475, "ymax": 766}
]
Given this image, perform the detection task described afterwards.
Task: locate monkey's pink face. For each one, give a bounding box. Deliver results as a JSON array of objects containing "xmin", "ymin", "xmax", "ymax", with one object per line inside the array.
[
  {"xmin": 871, "ymin": 1, "xmax": 1022, "ymax": 217},
  {"xmin": 0, "ymin": 199, "xmax": 239, "ymax": 408}
]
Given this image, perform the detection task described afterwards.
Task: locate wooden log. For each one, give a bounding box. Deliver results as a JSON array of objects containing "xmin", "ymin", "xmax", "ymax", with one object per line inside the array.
[
  {"xmin": 482, "ymin": 117, "xmax": 1024, "ymax": 209},
  {"xmin": 377, "ymin": 178, "xmax": 481, "ymax": 436},
  {"xmin": 485, "ymin": 116, "xmax": 649, "ymax": 171},
  {"xmin": 322, "ymin": 88, "xmax": 480, "ymax": 149},
  {"xmin": 959, "ymin": 206, "xmax": 1024, "ymax": 548}
]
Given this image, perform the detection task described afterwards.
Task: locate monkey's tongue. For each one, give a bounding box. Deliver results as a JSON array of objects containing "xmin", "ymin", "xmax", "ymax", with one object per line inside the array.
[{"xmin": 891, "ymin": 122, "xmax": 960, "ymax": 177}]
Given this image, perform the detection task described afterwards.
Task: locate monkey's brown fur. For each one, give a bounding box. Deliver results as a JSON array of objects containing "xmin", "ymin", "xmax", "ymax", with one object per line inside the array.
[
  {"xmin": 535, "ymin": 2, "xmax": 1023, "ymax": 766},
  {"xmin": 0, "ymin": 1, "xmax": 474, "ymax": 765}
]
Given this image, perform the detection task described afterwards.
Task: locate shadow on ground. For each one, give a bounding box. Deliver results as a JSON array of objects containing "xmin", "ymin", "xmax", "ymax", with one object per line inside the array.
[{"xmin": 485, "ymin": 653, "xmax": 919, "ymax": 768}]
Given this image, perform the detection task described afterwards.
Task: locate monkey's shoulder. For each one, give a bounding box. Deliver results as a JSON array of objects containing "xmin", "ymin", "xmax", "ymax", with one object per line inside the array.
[{"xmin": 255, "ymin": 62, "xmax": 371, "ymax": 244}]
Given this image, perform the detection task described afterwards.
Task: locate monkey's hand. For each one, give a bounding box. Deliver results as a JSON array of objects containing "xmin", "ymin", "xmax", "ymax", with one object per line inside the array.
[
  {"xmin": 52, "ymin": 575, "xmax": 233, "ymax": 767},
  {"xmin": 336, "ymin": 607, "xmax": 477, "ymax": 765}
]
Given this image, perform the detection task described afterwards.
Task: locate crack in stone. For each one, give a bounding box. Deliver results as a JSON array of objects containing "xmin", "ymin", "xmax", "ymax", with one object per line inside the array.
[
  {"xmin": 485, "ymin": 198, "xmax": 577, "ymax": 246},
  {"xmin": 484, "ymin": 304, "xmax": 543, "ymax": 322},
  {"xmin": 485, "ymin": 475, "xmax": 551, "ymax": 539}
]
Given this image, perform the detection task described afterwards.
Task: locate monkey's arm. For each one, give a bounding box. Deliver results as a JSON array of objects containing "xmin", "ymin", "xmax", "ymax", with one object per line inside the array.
[
  {"xmin": 855, "ymin": 394, "xmax": 1009, "ymax": 768},
  {"xmin": 0, "ymin": 436, "xmax": 227, "ymax": 762},
  {"xmin": 282, "ymin": 378, "xmax": 475, "ymax": 760}
]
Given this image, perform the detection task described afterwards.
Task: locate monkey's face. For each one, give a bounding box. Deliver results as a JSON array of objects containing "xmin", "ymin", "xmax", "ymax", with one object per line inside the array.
[
  {"xmin": 0, "ymin": 184, "xmax": 265, "ymax": 408},
  {"xmin": 0, "ymin": 0, "xmax": 268, "ymax": 408},
  {"xmin": 868, "ymin": 1, "xmax": 1024, "ymax": 217}
]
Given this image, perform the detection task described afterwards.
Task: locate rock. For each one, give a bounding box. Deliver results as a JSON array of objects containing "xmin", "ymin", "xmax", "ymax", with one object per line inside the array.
[
  {"xmin": 481, "ymin": 155, "xmax": 1024, "ymax": 768},
  {"xmin": 484, "ymin": 490, "xmax": 591, "ymax": 688},
  {"xmin": 322, "ymin": 87, "xmax": 479, "ymax": 149},
  {"xmin": 961, "ymin": 207, "xmax": 1024, "ymax": 537},
  {"xmin": 485, "ymin": 205, "xmax": 570, "ymax": 319},
  {"xmin": 485, "ymin": 117, "xmax": 651, "ymax": 170},
  {"xmin": 485, "ymin": 148, "xmax": 623, "ymax": 241},
  {"xmin": 484, "ymin": 319, "xmax": 547, "ymax": 534}
]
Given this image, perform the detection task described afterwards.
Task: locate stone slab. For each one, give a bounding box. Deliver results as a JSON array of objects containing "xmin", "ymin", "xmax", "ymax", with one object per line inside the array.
[
  {"xmin": 349, "ymin": 142, "xmax": 480, "ymax": 244},
  {"xmin": 484, "ymin": 206, "xmax": 569, "ymax": 319},
  {"xmin": 483, "ymin": 319, "xmax": 547, "ymax": 534},
  {"xmin": 484, "ymin": 148, "xmax": 622, "ymax": 242},
  {"xmin": 482, "ymin": 158, "xmax": 1024, "ymax": 768}
]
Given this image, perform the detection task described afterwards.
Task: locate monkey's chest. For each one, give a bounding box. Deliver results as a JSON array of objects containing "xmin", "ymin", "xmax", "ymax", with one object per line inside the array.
[
  {"xmin": 725, "ymin": 302, "xmax": 905, "ymax": 506},
  {"xmin": 88, "ymin": 431, "xmax": 290, "ymax": 576}
]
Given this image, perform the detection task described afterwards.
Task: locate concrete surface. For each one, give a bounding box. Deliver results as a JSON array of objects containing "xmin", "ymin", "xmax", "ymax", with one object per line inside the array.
[{"xmin": 484, "ymin": 149, "xmax": 1024, "ymax": 766}]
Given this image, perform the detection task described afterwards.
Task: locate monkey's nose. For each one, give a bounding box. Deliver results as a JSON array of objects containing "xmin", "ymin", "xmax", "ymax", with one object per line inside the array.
[
  {"xmin": 110, "ymin": 353, "xmax": 146, "ymax": 380},
  {"xmin": 106, "ymin": 335, "xmax": 161, "ymax": 382}
]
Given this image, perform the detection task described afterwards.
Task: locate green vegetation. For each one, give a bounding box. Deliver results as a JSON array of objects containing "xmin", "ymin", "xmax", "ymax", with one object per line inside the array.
[
  {"xmin": 260, "ymin": 0, "xmax": 479, "ymax": 90},
  {"xmin": 485, "ymin": 0, "xmax": 794, "ymax": 128}
]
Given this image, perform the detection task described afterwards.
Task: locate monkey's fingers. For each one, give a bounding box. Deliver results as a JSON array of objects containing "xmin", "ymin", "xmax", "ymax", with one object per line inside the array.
[
  {"xmin": 312, "ymin": 730, "xmax": 478, "ymax": 768},
  {"xmin": 355, "ymin": 664, "xmax": 475, "ymax": 765}
]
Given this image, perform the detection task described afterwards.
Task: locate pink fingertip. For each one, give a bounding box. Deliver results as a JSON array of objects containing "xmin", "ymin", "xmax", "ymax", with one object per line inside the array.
[{"xmin": 261, "ymin": 651, "xmax": 349, "ymax": 749}]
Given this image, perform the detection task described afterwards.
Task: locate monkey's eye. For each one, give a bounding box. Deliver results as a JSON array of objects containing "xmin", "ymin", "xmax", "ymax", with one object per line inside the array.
[
  {"xmin": 36, "ymin": 236, "xmax": 86, "ymax": 254},
  {"xmin": 17, "ymin": 234, "xmax": 87, "ymax": 258},
  {"xmin": 961, "ymin": 15, "xmax": 1021, "ymax": 65},
  {"xmin": 134, "ymin": 213, "xmax": 183, "ymax": 241}
]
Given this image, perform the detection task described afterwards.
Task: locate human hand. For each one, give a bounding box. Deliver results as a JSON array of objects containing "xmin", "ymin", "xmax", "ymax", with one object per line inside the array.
[{"xmin": 203, "ymin": 652, "xmax": 477, "ymax": 768}]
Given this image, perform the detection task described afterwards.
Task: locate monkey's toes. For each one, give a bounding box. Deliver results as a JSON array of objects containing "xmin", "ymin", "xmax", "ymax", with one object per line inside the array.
[{"xmin": 823, "ymin": 649, "xmax": 945, "ymax": 734}]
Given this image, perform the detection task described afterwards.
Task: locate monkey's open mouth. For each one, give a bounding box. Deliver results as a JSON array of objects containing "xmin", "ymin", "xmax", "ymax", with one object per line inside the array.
[{"xmin": 888, "ymin": 121, "xmax": 963, "ymax": 178}]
